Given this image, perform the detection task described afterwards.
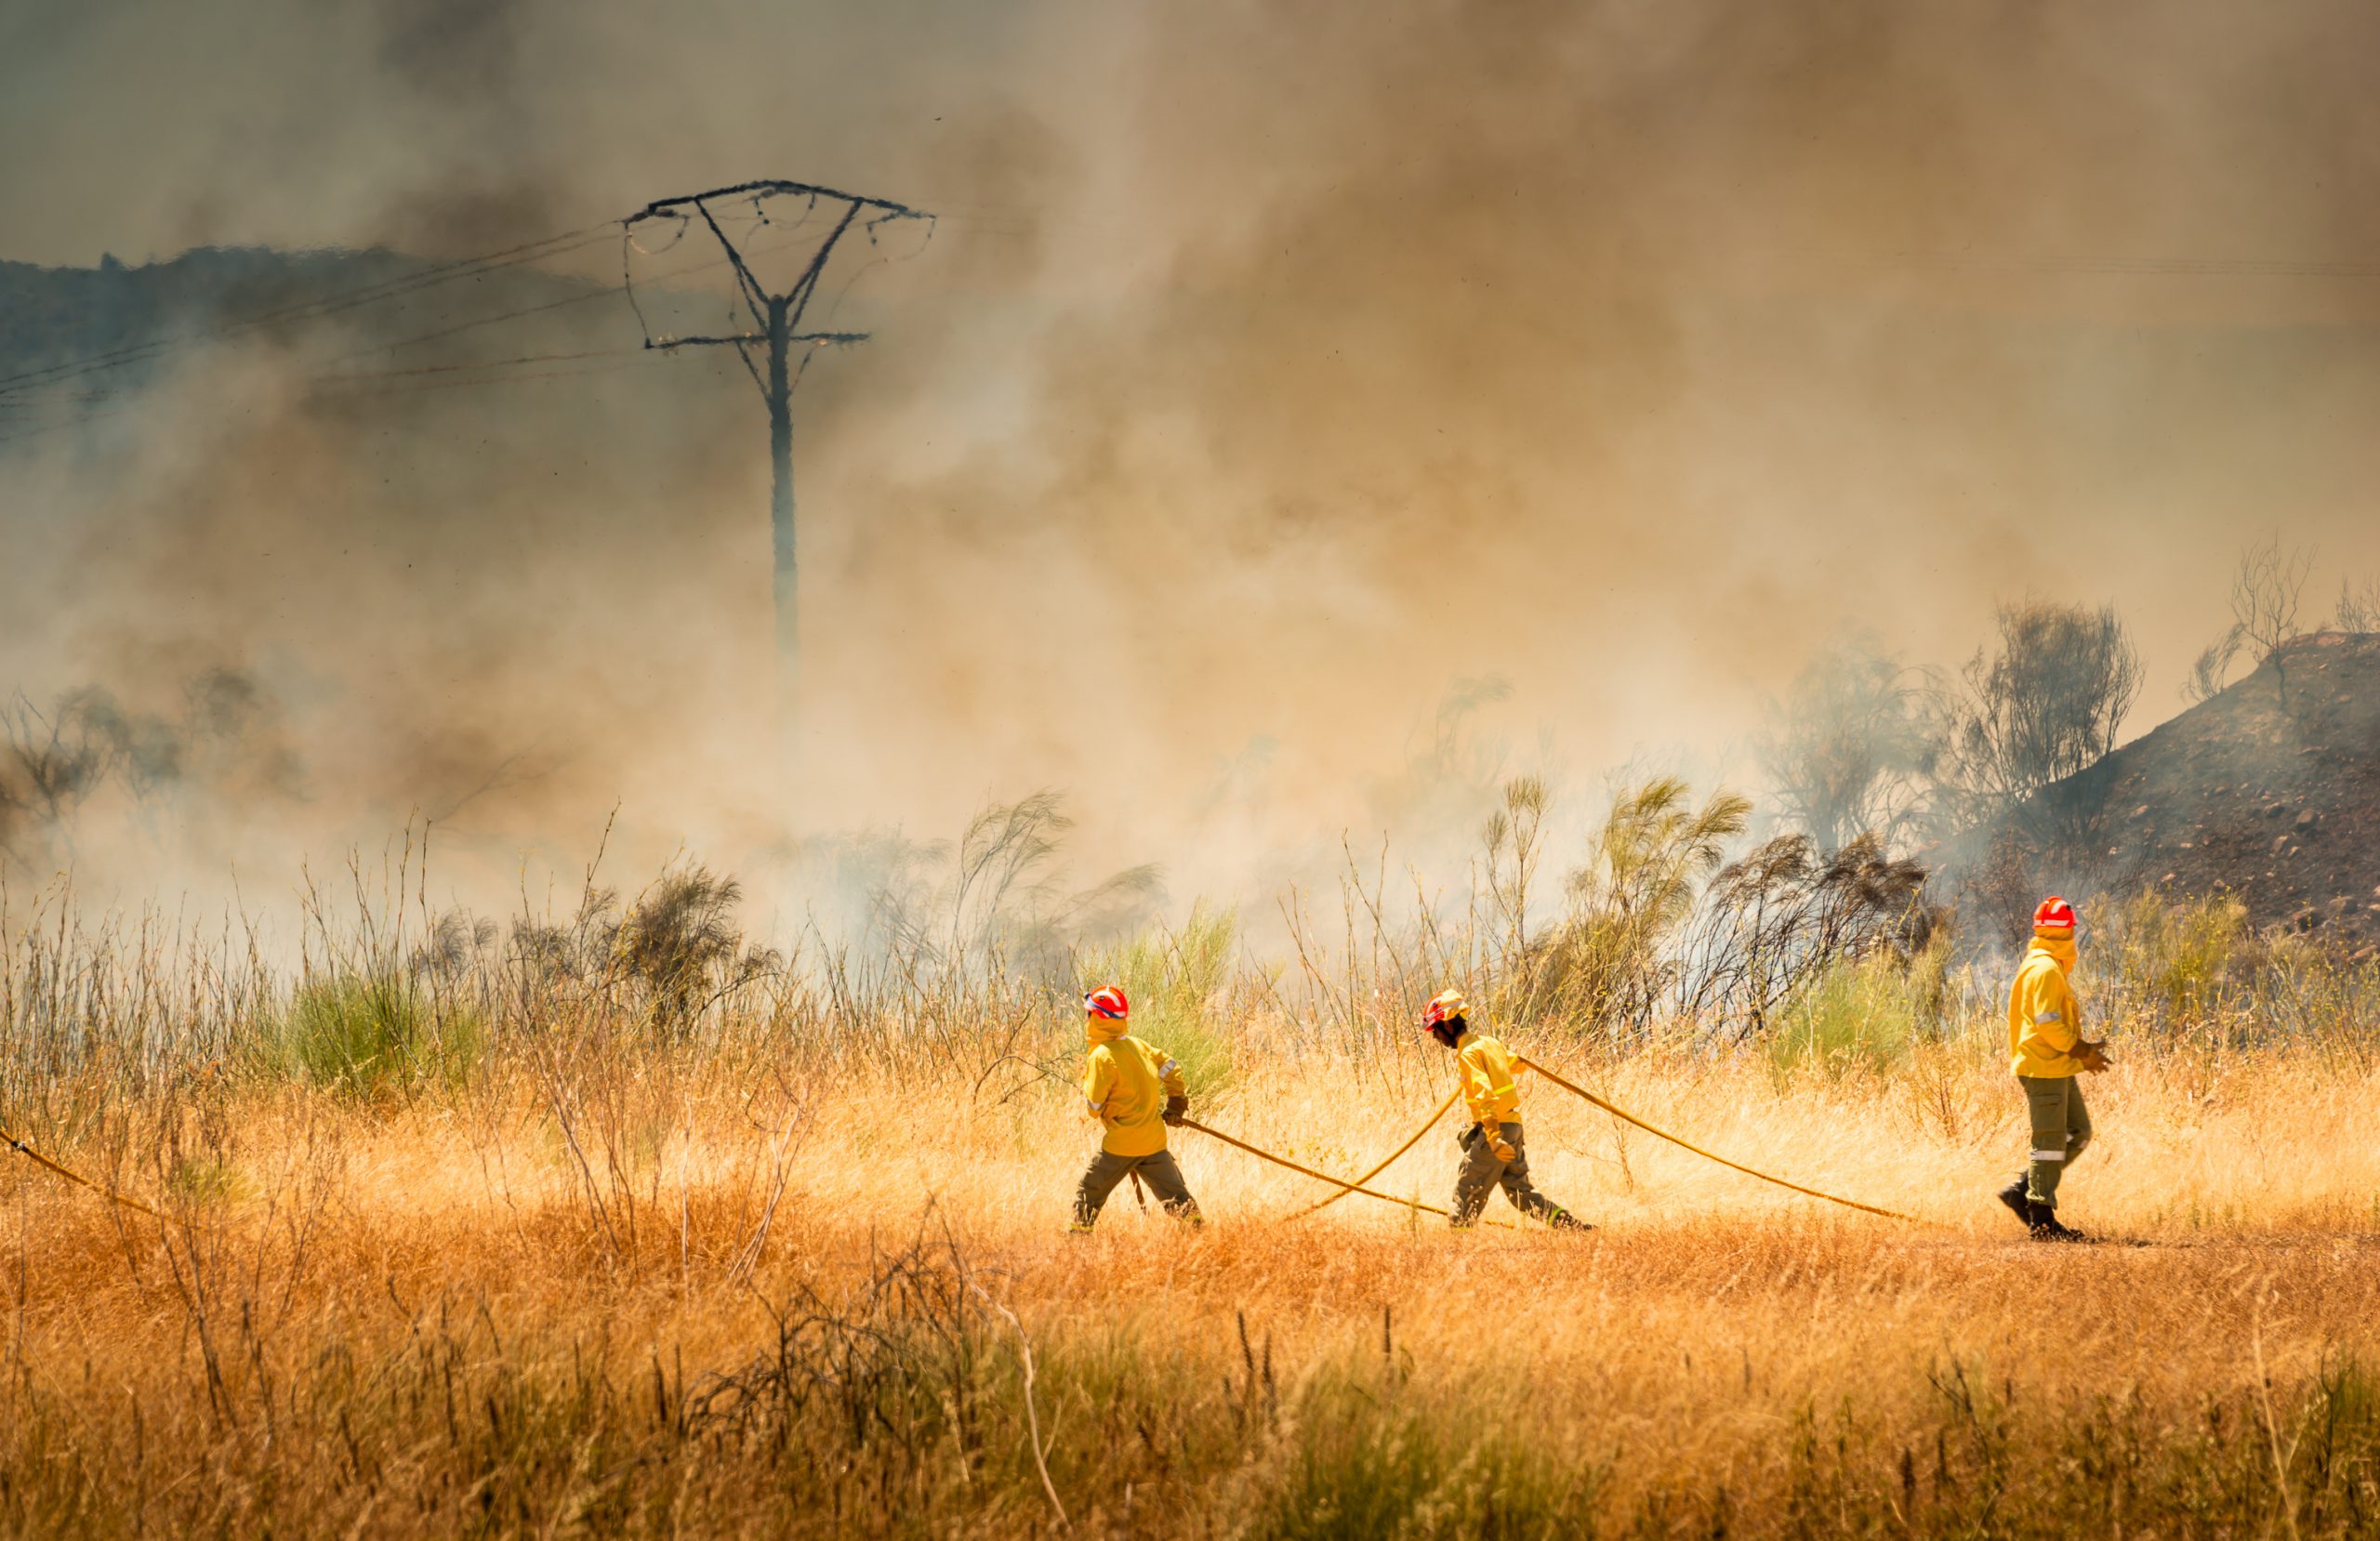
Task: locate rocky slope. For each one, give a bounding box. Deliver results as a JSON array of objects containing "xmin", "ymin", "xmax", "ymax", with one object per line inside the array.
[{"xmin": 2051, "ymin": 631, "xmax": 2380, "ymax": 951}]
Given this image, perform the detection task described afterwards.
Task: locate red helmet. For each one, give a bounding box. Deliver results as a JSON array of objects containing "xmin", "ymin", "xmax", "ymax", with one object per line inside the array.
[
  {"xmin": 2033, "ymin": 896, "xmax": 2077, "ymax": 934},
  {"xmin": 1084, "ymin": 985, "xmax": 1130, "ymax": 1021},
  {"xmin": 1421, "ymin": 989, "xmax": 1470, "ymax": 1031}
]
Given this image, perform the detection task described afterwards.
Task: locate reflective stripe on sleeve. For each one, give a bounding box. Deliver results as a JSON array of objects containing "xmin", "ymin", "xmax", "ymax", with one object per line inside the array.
[
  {"xmin": 2033, "ymin": 1011, "xmax": 2063, "ymax": 1024},
  {"xmin": 2030, "ymin": 1149, "xmax": 2066, "ymax": 1162},
  {"xmin": 1160, "ymin": 1059, "xmax": 1181, "ymax": 1078}
]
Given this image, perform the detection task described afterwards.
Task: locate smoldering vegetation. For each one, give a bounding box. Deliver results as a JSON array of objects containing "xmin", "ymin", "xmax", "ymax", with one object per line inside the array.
[
  {"xmin": 7, "ymin": 530, "xmax": 2379, "ymax": 1010},
  {"xmin": 0, "ymin": 665, "xmax": 305, "ymax": 874}
]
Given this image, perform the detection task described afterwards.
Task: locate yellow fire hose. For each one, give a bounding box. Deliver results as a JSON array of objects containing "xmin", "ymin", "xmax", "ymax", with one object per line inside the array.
[
  {"xmin": 2, "ymin": 1123, "xmax": 165, "ymax": 1221},
  {"xmin": 1513, "ymin": 1056, "xmax": 1917, "ymax": 1223},
  {"xmin": 1289, "ymin": 1087, "xmax": 1458, "ymax": 1218},
  {"xmin": 1184, "ymin": 1055, "xmax": 1917, "ymax": 1229},
  {"xmin": 1178, "ymin": 1117, "xmax": 1514, "ymax": 1225}
]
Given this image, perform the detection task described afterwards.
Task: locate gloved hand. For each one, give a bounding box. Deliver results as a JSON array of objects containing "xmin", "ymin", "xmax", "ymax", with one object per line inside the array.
[
  {"xmin": 1488, "ymin": 1131, "xmax": 1516, "ymax": 1164},
  {"xmin": 1163, "ymin": 1095, "xmax": 1189, "ymax": 1126},
  {"xmin": 2074, "ymin": 1040, "xmax": 2112, "ymax": 1073}
]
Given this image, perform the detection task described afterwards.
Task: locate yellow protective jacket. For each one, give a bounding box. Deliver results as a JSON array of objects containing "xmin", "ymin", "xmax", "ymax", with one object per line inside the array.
[
  {"xmin": 2007, "ymin": 935, "xmax": 2083, "ymax": 1078},
  {"xmin": 1455, "ymin": 1030, "xmax": 1523, "ymax": 1131},
  {"xmin": 1083, "ymin": 1019, "xmax": 1187, "ymax": 1157}
]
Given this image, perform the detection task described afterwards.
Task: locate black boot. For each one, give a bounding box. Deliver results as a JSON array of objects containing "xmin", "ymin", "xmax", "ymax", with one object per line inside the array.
[
  {"xmin": 2026, "ymin": 1202, "xmax": 2091, "ymax": 1243},
  {"xmin": 1546, "ymin": 1207, "xmax": 1594, "ymax": 1232},
  {"xmin": 1994, "ymin": 1178, "xmax": 2031, "ymax": 1228}
]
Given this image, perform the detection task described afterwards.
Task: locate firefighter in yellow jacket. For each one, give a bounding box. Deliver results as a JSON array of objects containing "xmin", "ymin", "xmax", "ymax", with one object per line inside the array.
[
  {"xmin": 1071, "ymin": 985, "xmax": 1202, "ymax": 1231},
  {"xmin": 1997, "ymin": 897, "xmax": 2110, "ymax": 1242},
  {"xmin": 1421, "ymin": 990, "xmax": 1590, "ymax": 1230}
]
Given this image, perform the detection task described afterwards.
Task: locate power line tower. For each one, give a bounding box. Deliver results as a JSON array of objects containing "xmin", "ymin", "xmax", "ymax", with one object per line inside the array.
[{"xmin": 623, "ymin": 180, "xmax": 933, "ymax": 691}]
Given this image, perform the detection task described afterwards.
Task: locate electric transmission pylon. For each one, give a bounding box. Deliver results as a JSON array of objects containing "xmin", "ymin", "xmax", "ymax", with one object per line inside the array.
[{"xmin": 622, "ymin": 180, "xmax": 933, "ymax": 693}]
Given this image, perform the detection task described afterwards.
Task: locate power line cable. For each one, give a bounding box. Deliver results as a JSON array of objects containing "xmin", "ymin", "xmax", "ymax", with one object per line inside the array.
[
  {"xmin": 309, "ymin": 348, "xmax": 642, "ymax": 385},
  {"xmin": 340, "ymin": 214, "xmax": 844, "ymax": 368},
  {"xmin": 317, "ymin": 355, "xmax": 669, "ymax": 399},
  {"xmin": 0, "ymin": 403, "xmax": 132, "ymax": 445},
  {"xmin": 324, "ymin": 281, "xmax": 621, "ymax": 362},
  {"xmin": 0, "ymin": 345, "xmax": 702, "ymax": 443},
  {"xmin": 0, "ymin": 222, "xmax": 618, "ymax": 399},
  {"xmin": 0, "ymin": 223, "xmax": 615, "ymax": 394},
  {"xmin": 7, "ymin": 203, "xmax": 977, "ymax": 417},
  {"xmin": 3, "ymin": 227, "xmax": 758, "ymax": 439},
  {"xmin": 0, "ymin": 202, "xmax": 927, "ymax": 445}
]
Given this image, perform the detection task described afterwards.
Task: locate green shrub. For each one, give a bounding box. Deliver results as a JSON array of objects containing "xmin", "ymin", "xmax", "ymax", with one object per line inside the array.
[
  {"xmin": 1767, "ymin": 941, "xmax": 1950, "ymax": 1079},
  {"xmin": 1078, "ymin": 904, "xmax": 1236, "ymax": 1097},
  {"xmin": 2095, "ymin": 889, "xmax": 2253, "ymax": 1029},
  {"xmin": 269, "ymin": 972, "xmax": 482, "ymax": 1096}
]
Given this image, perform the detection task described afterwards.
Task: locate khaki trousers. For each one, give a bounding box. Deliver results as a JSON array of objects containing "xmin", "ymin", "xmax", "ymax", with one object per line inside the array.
[
  {"xmin": 1450, "ymin": 1122, "xmax": 1580, "ymax": 1229},
  {"xmin": 2020, "ymin": 1074, "xmax": 2093, "ymax": 1209},
  {"xmin": 1071, "ymin": 1148, "xmax": 1200, "ymax": 1231}
]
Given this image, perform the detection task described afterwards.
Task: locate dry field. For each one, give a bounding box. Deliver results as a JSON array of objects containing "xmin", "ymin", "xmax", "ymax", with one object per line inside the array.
[{"xmin": 7, "ymin": 1021, "xmax": 2380, "ymax": 1537}]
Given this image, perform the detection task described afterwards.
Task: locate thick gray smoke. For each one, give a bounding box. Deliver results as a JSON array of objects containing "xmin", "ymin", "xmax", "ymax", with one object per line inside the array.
[{"xmin": 4, "ymin": 0, "xmax": 2379, "ymax": 920}]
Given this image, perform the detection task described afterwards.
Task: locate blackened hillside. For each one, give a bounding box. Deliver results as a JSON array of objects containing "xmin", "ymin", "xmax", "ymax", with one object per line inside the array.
[{"xmin": 2046, "ymin": 632, "xmax": 2380, "ymax": 951}]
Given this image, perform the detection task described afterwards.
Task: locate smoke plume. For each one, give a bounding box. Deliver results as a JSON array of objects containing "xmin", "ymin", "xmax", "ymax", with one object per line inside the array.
[{"xmin": 5, "ymin": 0, "xmax": 2380, "ymax": 916}]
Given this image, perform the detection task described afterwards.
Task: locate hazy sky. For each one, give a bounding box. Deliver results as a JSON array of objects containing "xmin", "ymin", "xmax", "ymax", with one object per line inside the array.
[{"xmin": 5, "ymin": 1, "xmax": 2379, "ymax": 906}]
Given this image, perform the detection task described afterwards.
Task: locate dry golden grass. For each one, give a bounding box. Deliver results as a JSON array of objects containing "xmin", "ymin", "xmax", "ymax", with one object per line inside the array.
[{"xmin": 7, "ymin": 1017, "xmax": 2380, "ymax": 1536}]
